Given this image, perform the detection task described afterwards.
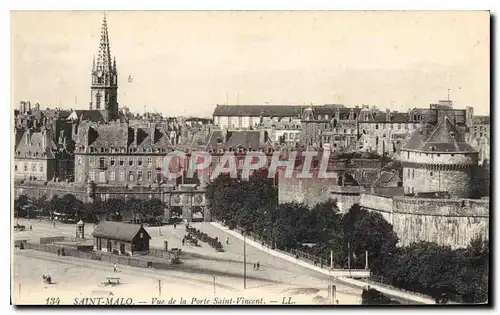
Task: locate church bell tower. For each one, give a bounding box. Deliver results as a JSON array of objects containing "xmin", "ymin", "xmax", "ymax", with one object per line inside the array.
[{"xmin": 90, "ymin": 13, "xmax": 118, "ymax": 122}]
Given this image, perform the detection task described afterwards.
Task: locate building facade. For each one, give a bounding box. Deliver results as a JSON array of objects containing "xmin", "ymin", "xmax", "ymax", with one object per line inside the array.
[{"xmin": 73, "ymin": 121, "xmax": 174, "ymax": 185}]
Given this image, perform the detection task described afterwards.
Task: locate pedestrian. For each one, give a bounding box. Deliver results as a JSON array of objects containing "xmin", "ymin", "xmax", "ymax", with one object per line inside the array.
[
  {"xmin": 30, "ymin": 225, "xmax": 32, "ymax": 231},
  {"xmin": 113, "ymin": 263, "xmax": 118, "ymax": 272},
  {"xmin": 53, "ymin": 222, "xmax": 56, "ymax": 228},
  {"xmin": 256, "ymin": 262, "xmax": 260, "ymax": 270},
  {"xmin": 226, "ymin": 237, "xmax": 229, "ymax": 245},
  {"xmin": 174, "ymin": 223, "xmax": 177, "ymax": 229},
  {"xmin": 182, "ymin": 238, "xmax": 185, "ymax": 246},
  {"xmin": 253, "ymin": 263, "xmax": 256, "ymax": 270}
]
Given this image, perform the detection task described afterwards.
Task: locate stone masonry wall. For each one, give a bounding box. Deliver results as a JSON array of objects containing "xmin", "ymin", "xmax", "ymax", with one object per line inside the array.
[
  {"xmin": 403, "ymin": 167, "xmax": 474, "ymax": 198},
  {"xmin": 360, "ymin": 193, "xmax": 489, "ymax": 249},
  {"xmin": 278, "ymin": 168, "xmax": 339, "ymax": 207}
]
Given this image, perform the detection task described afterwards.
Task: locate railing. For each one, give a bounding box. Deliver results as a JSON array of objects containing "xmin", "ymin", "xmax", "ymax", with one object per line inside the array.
[
  {"xmin": 223, "ymin": 222, "xmax": 441, "ymax": 302},
  {"xmin": 22, "ymin": 242, "xmax": 149, "ymax": 269},
  {"xmin": 148, "ymin": 248, "xmax": 172, "ymax": 260}
]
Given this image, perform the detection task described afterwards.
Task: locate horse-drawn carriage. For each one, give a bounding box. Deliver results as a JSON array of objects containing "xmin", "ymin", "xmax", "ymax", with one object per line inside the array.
[
  {"xmin": 14, "ymin": 224, "xmax": 26, "ymax": 231},
  {"xmin": 42, "ymin": 275, "xmax": 52, "ymax": 284},
  {"xmin": 183, "ymin": 233, "xmax": 199, "ymax": 246}
]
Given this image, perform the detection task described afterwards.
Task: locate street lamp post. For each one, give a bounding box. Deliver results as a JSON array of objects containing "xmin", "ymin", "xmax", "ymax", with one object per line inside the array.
[{"xmin": 243, "ymin": 230, "xmax": 247, "ymax": 289}]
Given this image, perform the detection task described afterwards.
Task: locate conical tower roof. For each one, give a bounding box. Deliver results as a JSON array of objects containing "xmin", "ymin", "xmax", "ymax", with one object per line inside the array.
[
  {"xmin": 95, "ymin": 12, "xmax": 113, "ymax": 73},
  {"xmin": 402, "ymin": 117, "xmax": 477, "ymax": 153}
]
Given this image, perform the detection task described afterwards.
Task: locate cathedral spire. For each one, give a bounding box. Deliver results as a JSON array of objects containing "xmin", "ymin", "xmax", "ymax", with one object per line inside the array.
[{"xmin": 96, "ymin": 12, "xmax": 113, "ymax": 73}]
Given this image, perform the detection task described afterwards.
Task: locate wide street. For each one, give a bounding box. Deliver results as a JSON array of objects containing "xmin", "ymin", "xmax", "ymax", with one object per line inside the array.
[{"xmin": 13, "ymin": 218, "xmax": 362, "ymax": 305}]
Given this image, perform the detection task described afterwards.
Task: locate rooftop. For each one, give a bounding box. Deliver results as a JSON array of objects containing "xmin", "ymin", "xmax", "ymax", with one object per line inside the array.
[
  {"xmin": 402, "ymin": 117, "xmax": 477, "ymax": 153},
  {"xmin": 92, "ymin": 221, "xmax": 151, "ymax": 242}
]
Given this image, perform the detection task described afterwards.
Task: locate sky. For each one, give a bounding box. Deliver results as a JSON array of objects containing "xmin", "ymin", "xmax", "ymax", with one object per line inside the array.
[{"xmin": 10, "ymin": 11, "xmax": 490, "ymax": 117}]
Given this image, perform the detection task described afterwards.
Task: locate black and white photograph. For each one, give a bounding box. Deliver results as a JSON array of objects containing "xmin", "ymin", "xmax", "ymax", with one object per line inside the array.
[{"xmin": 10, "ymin": 10, "xmax": 491, "ymax": 306}]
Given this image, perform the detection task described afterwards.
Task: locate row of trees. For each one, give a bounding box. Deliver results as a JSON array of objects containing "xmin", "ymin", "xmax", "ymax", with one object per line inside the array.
[
  {"xmin": 204, "ymin": 171, "xmax": 489, "ymax": 303},
  {"xmin": 13, "ymin": 194, "xmax": 188, "ymax": 224}
]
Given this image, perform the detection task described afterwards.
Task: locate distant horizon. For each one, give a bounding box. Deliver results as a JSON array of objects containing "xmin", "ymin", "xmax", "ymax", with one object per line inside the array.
[
  {"xmin": 11, "ymin": 11, "xmax": 490, "ymax": 117},
  {"xmin": 13, "ymin": 100, "xmax": 488, "ymax": 119}
]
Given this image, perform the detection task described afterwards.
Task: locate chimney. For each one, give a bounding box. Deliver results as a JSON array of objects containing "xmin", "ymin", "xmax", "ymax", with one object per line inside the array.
[
  {"xmin": 27, "ymin": 101, "xmax": 31, "ymax": 112},
  {"xmin": 26, "ymin": 129, "xmax": 31, "ymax": 145},
  {"xmin": 386, "ymin": 109, "xmax": 391, "ymax": 122},
  {"xmin": 42, "ymin": 128, "xmax": 46, "ymax": 149},
  {"xmin": 59, "ymin": 130, "xmax": 65, "ymax": 145},
  {"xmin": 222, "ymin": 128, "xmax": 228, "ymax": 143},
  {"xmin": 72, "ymin": 123, "xmax": 78, "ymax": 139}
]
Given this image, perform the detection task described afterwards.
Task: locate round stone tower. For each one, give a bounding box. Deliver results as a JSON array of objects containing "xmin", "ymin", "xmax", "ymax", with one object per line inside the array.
[{"xmin": 399, "ymin": 117, "xmax": 478, "ymax": 198}]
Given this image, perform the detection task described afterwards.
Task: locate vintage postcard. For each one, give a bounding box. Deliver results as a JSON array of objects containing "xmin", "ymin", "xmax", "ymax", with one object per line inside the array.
[{"xmin": 11, "ymin": 11, "xmax": 490, "ymax": 306}]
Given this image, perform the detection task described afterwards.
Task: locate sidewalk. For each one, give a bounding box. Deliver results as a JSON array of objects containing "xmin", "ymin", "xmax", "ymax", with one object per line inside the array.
[{"xmin": 211, "ymin": 221, "xmax": 435, "ymax": 305}]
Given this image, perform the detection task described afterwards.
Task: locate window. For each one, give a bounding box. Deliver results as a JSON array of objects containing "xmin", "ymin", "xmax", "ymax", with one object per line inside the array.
[
  {"xmin": 119, "ymin": 170, "xmax": 125, "ymax": 181},
  {"xmin": 110, "ymin": 158, "xmax": 115, "ymax": 166},
  {"xmin": 90, "ymin": 157, "xmax": 96, "ymax": 166},
  {"xmin": 129, "ymin": 158, "xmax": 134, "ymax": 166},
  {"xmin": 78, "ymin": 157, "xmax": 82, "ymax": 166},
  {"xmin": 24, "ymin": 164, "xmax": 28, "ymax": 172},
  {"xmin": 39, "ymin": 164, "xmax": 44, "ymax": 172},
  {"xmin": 128, "ymin": 171, "xmax": 134, "ymax": 181},
  {"xmin": 138, "ymin": 171, "xmax": 143, "ymax": 181},
  {"xmin": 119, "ymin": 158, "xmax": 124, "ymax": 166},
  {"xmin": 32, "ymin": 164, "xmax": 36, "ymax": 172},
  {"xmin": 99, "ymin": 157, "xmax": 105, "ymax": 168},
  {"xmin": 437, "ymin": 154, "xmax": 441, "ymax": 157},
  {"xmin": 89, "ymin": 171, "xmax": 95, "ymax": 181},
  {"xmin": 156, "ymin": 159, "xmax": 162, "ymax": 168},
  {"xmin": 412, "ymin": 169, "xmax": 415, "ymax": 179},
  {"xmin": 451, "ymin": 154, "xmax": 454, "ymax": 157},
  {"xmin": 430, "ymin": 171, "xmax": 433, "ymax": 176},
  {"xmin": 375, "ymin": 124, "xmax": 379, "ymax": 130},
  {"xmin": 148, "ymin": 157, "xmax": 152, "ymax": 167},
  {"xmin": 137, "ymin": 158, "xmax": 143, "ymax": 167},
  {"xmin": 99, "ymin": 171, "xmax": 105, "ymax": 183},
  {"xmin": 147, "ymin": 170, "xmax": 152, "ymax": 181},
  {"xmin": 14, "ymin": 164, "xmax": 18, "ymax": 171},
  {"xmin": 96, "ymin": 92, "xmax": 102, "ymax": 107}
]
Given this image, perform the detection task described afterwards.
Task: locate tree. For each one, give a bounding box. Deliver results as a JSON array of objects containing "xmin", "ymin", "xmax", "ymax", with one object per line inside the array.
[
  {"xmin": 14, "ymin": 195, "xmax": 29, "ymax": 218},
  {"xmin": 54, "ymin": 194, "xmax": 84, "ymax": 220},
  {"xmin": 342, "ymin": 204, "xmax": 398, "ymax": 272},
  {"xmin": 103, "ymin": 198, "xmax": 126, "ymax": 221}
]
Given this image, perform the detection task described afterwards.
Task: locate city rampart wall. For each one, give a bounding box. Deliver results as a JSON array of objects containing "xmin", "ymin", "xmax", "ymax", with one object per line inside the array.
[{"xmin": 359, "ymin": 193, "xmax": 489, "ymax": 248}]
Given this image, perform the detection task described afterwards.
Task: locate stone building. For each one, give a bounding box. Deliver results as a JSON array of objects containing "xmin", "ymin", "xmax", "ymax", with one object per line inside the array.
[
  {"xmin": 399, "ymin": 116, "xmax": 478, "ymax": 198},
  {"xmin": 14, "ymin": 127, "xmax": 74, "ymax": 182},
  {"xmin": 212, "ymin": 105, "xmax": 303, "ymax": 130},
  {"xmin": 467, "ymin": 115, "xmax": 490, "ymax": 164},
  {"xmin": 73, "ymin": 121, "xmax": 175, "ymax": 185}
]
